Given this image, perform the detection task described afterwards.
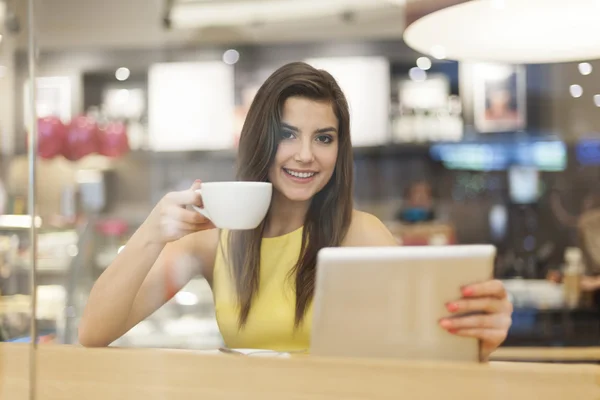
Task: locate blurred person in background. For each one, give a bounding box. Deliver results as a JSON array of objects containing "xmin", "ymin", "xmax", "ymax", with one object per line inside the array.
[
  {"xmin": 580, "ymin": 276, "xmax": 600, "ymax": 291},
  {"xmin": 547, "ymin": 187, "xmax": 600, "ymax": 310},
  {"xmin": 79, "ymin": 62, "xmax": 512, "ymax": 359},
  {"xmin": 396, "ymin": 181, "xmax": 436, "ymax": 224}
]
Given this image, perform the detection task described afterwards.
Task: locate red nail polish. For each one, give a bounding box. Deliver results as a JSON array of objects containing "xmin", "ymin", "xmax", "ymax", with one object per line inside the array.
[
  {"xmin": 462, "ymin": 287, "xmax": 474, "ymax": 297},
  {"xmin": 448, "ymin": 328, "xmax": 458, "ymax": 334},
  {"xmin": 446, "ymin": 302, "xmax": 459, "ymax": 312}
]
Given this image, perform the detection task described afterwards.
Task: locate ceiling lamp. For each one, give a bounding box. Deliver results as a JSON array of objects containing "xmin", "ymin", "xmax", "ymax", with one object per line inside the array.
[{"xmin": 403, "ymin": 0, "xmax": 600, "ymax": 64}]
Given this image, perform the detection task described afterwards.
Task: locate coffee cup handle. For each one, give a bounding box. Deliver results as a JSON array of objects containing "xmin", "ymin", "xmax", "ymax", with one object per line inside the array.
[{"xmin": 192, "ymin": 189, "xmax": 211, "ymax": 220}]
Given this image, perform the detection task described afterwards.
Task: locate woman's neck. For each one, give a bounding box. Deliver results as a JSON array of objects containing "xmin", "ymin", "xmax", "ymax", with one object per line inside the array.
[{"xmin": 263, "ymin": 192, "xmax": 310, "ymax": 238}]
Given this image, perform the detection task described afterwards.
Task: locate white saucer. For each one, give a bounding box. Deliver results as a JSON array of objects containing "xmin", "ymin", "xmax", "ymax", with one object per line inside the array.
[{"xmin": 221, "ymin": 348, "xmax": 291, "ymax": 358}]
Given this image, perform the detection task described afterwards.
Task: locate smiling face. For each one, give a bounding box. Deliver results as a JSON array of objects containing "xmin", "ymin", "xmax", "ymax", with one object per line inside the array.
[
  {"xmin": 268, "ymin": 96, "xmax": 339, "ymax": 204},
  {"xmin": 229, "ymin": 62, "xmax": 354, "ymax": 328}
]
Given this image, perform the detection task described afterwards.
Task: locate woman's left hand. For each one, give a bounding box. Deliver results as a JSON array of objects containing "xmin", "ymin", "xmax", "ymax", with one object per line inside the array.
[{"xmin": 439, "ymin": 279, "xmax": 513, "ymax": 361}]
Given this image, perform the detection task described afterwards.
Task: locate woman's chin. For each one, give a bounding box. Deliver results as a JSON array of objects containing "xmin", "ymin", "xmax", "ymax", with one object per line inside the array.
[
  {"xmin": 277, "ymin": 188, "xmax": 315, "ymax": 203},
  {"xmin": 285, "ymin": 194, "xmax": 313, "ymax": 203}
]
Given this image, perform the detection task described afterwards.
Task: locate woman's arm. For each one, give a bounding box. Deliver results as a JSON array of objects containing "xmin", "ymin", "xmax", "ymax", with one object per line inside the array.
[
  {"xmin": 78, "ymin": 182, "xmax": 218, "ymax": 347},
  {"xmin": 79, "ymin": 226, "xmax": 218, "ymax": 347}
]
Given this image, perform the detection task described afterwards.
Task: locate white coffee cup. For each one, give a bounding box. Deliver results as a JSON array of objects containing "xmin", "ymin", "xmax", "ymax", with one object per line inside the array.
[{"xmin": 192, "ymin": 182, "xmax": 272, "ymax": 230}]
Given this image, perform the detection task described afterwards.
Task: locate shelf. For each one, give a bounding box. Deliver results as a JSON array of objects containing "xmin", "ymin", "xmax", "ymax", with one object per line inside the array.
[{"xmin": 353, "ymin": 142, "xmax": 432, "ymax": 157}]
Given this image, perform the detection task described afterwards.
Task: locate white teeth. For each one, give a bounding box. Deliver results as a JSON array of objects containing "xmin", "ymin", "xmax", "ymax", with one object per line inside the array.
[{"xmin": 285, "ymin": 169, "xmax": 316, "ymax": 179}]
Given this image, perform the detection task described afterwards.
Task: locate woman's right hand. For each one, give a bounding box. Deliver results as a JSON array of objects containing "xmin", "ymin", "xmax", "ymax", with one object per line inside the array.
[{"xmin": 147, "ymin": 180, "xmax": 215, "ymax": 244}]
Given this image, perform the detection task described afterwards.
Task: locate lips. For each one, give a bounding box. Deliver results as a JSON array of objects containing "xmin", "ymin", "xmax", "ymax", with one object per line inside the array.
[{"xmin": 283, "ymin": 168, "xmax": 317, "ymax": 179}]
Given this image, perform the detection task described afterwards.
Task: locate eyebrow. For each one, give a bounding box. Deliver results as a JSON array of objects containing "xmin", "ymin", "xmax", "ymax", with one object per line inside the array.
[{"xmin": 281, "ymin": 122, "xmax": 338, "ymax": 134}]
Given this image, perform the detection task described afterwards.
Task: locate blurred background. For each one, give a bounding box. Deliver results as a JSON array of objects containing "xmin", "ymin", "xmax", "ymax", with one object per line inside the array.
[{"xmin": 0, "ymin": 0, "xmax": 599, "ymax": 352}]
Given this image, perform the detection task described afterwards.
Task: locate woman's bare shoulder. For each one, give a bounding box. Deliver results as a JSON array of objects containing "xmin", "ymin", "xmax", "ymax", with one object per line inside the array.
[{"xmin": 342, "ymin": 210, "xmax": 398, "ymax": 247}]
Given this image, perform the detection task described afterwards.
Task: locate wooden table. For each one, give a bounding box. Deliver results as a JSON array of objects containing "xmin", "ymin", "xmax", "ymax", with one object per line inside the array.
[
  {"xmin": 492, "ymin": 346, "xmax": 600, "ymax": 363},
  {"xmin": 1, "ymin": 343, "xmax": 599, "ymax": 400}
]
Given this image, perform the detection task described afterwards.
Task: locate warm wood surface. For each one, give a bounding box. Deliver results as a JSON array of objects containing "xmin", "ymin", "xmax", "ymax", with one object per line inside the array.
[
  {"xmin": 492, "ymin": 346, "xmax": 600, "ymax": 362},
  {"xmin": 1, "ymin": 343, "xmax": 599, "ymax": 400}
]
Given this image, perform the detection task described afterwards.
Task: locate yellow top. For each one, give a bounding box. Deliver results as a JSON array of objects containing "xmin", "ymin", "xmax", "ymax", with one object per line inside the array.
[{"xmin": 212, "ymin": 227, "xmax": 312, "ymax": 351}]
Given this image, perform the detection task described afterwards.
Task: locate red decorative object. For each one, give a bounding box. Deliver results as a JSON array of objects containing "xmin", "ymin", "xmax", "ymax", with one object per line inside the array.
[
  {"xmin": 96, "ymin": 219, "xmax": 129, "ymax": 237},
  {"xmin": 98, "ymin": 122, "xmax": 130, "ymax": 158},
  {"xmin": 63, "ymin": 115, "xmax": 100, "ymax": 161},
  {"xmin": 36, "ymin": 116, "xmax": 67, "ymax": 159}
]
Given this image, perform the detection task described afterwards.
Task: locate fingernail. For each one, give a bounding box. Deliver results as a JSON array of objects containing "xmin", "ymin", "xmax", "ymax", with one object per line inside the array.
[
  {"xmin": 448, "ymin": 328, "xmax": 458, "ymax": 334},
  {"xmin": 194, "ymin": 179, "xmax": 201, "ymax": 183},
  {"xmin": 446, "ymin": 302, "xmax": 459, "ymax": 312},
  {"xmin": 439, "ymin": 319, "xmax": 452, "ymax": 329},
  {"xmin": 462, "ymin": 287, "xmax": 474, "ymax": 297}
]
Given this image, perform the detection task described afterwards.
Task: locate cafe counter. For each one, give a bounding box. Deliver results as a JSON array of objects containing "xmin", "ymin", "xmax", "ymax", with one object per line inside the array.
[{"xmin": 1, "ymin": 344, "xmax": 598, "ymax": 399}]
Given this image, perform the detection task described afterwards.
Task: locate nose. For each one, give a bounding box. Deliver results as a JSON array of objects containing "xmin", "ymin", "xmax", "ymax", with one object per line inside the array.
[{"xmin": 294, "ymin": 137, "xmax": 315, "ymax": 163}]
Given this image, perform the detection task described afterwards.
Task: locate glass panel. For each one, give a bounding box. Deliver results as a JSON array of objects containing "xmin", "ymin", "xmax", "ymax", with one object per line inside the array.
[
  {"xmin": 0, "ymin": 0, "xmax": 36, "ymax": 399},
  {"xmin": 24, "ymin": 1, "xmax": 600, "ymax": 397}
]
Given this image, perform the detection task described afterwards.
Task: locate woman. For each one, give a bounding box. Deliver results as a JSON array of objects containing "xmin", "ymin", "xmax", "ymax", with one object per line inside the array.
[{"xmin": 79, "ymin": 62, "xmax": 512, "ymax": 359}]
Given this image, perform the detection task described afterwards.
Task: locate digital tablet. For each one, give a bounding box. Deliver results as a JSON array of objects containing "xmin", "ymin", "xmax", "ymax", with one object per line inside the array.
[{"xmin": 310, "ymin": 245, "xmax": 496, "ymax": 362}]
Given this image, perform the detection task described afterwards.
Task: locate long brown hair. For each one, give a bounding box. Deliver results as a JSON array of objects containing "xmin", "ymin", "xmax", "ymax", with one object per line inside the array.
[{"xmin": 227, "ymin": 61, "xmax": 353, "ymax": 327}]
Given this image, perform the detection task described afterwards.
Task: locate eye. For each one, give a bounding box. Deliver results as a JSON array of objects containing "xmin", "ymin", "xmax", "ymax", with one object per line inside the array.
[
  {"xmin": 316, "ymin": 135, "xmax": 334, "ymax": 144},
  {"xmin": 280, "ymin": 129, "xmax": 295, "ymax": 140}
]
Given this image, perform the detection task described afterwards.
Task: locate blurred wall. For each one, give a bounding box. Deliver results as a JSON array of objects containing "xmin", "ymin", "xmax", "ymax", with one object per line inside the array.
[{"xmin": 4, "ymin": 39, "xmax": 600, "ymax": 273}]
